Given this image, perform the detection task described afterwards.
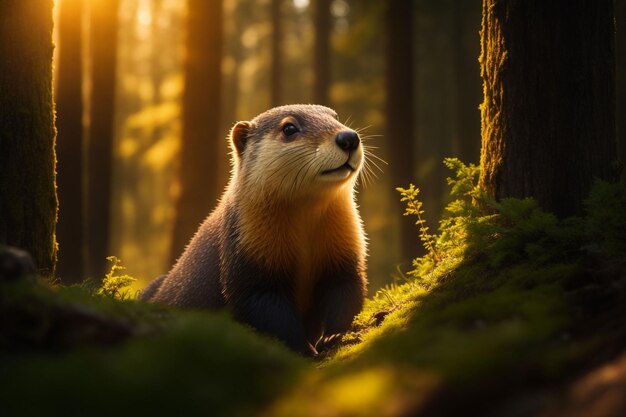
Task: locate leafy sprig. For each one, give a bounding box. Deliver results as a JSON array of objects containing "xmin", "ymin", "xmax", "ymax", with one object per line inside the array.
[
  {"xmin": 98, "ymin": 256, "xmax": 137, "ymax": 300},
  {"xmin": 396, "ymin": 184, "xmax": 440, "ymax": 264}
]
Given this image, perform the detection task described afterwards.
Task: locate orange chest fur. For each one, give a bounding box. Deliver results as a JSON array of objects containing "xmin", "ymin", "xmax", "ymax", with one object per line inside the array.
[{"xmin": 237, "ymin": 202, "xmax": 363, "ymax": 313}]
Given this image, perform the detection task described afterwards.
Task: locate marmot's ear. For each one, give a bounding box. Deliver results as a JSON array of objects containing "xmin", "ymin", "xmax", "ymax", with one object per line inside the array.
[{"xmin": 230, "ymin": 121, "xmax": 253, "ymax": 156}]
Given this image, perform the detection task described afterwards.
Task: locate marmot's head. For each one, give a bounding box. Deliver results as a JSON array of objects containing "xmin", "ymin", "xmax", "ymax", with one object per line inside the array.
[{"xmin": 229, "ymin": 104, "xmax": 363, "ymax": 201}]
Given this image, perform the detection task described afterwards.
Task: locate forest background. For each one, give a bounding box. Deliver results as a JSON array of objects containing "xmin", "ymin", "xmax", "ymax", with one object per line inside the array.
[
  {"xmin": 53, "ymin": 0, "xmax": 488, "ymax": 290},
  {"xmin": 52, "ymin": 0, "xmax": 626, "ymax": 292}
]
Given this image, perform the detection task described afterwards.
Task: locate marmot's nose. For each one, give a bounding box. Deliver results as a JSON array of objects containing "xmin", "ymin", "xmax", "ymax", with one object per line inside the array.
[{"xmin": 335, "ymin": 130, "xmax": 360, "ymax": 151}]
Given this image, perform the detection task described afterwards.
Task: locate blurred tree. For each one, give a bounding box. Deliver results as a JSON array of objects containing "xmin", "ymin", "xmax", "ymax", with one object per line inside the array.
[
  {"xmin": 87, "ymin": 0, "xmax": 120, "ymax": 280},
  {"xmin": 270, "ymin": 0, "xmax": 283, "ymax": 106},
  {"xmin": 617, "ymin": 0, "xmax": 626, "ymax": 182},
  {"xmin": 56, "ymin": 0, "xmax": 85, "ymax": 284},
  {"xmin": 479, "ymin": 0, "xmax": 619, "ymax": 217},
  {"xmin": 151, "ymin": 0, "xmax": 165, "ymax": 105},
  {"xmin": 170, "ymin": 0, "xmax": 223, "ymax": 264},
  {"xmin": 0, "ymin": 0, "xmax": 58, "ymax": 276},
  {"xmin": 415, "ymin": 0, "xmax": 454, "ymax": 253},
  {"xmin": 282, "ymin": 0, "xmax": 313, "ymax": 106},
  {"xmin": 220, "ymin": 0, "xmax": 244, "ymax": 186},
  {"xmin": 452, "ymin": 1, "xmax": 481, "ymax": 165},
  {"xmin": 313, "ymin": 0, "xmax": 331, "ymax": 105},
  {"xmin": 109, "ymin": 0, "xmax": 187, "ymax": 285},
  {"xmin": 331, "ymin": 0, "xmax": 396, "ymax": 288},
  {"xmin": 386, "ymin": 0, "xmax": 419, "ymax": 263}
]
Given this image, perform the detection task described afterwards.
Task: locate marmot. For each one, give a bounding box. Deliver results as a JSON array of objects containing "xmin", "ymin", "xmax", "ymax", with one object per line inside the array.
[{"xmin": 142, "ymin": 104, "xmax": 368, "ymax": 356}]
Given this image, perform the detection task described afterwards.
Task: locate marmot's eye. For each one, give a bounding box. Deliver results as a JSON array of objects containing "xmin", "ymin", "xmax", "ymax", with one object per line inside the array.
[{"xmin": 282, "ymin": 123, "xmax": 299, "ymax": 137}]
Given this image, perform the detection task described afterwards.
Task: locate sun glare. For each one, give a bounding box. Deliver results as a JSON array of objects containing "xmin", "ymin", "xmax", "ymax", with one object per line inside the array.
[
  {"xmin": 293, "ymin": 0, "xmax": 310, "ymax": 10},
  {"xmin": 137, "ymin": 1, "xmax": 152, "ymax": 27}
]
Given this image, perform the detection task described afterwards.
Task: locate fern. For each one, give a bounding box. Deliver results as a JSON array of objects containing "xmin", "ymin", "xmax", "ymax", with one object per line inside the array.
[
  {"xmin": 443, "ymin": 157, "xmax": 481, "ymax": 201},
  {"xmin": 98, "ymin": 256, "xmax": 137, "ymax": 300}
]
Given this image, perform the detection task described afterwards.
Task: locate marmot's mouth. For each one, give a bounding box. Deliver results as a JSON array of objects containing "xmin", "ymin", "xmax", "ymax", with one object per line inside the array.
[{"xmin": 321, "ymin": 162, "xmax": 355, "ymax": 175}]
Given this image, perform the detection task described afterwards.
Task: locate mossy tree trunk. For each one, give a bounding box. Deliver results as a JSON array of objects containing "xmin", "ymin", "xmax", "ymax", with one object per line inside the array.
[
  {"xmin": 386, "ymin": 0, "xmax": 419, "ymax": 263},
  {"xmin": 0, "ymin": 0, "xmax": 58, "ymax": 276},
  {"xmin": 56, "ymin": 0, "xmax": 85, "ymax": 284},
  {"xmin": 479, "ymin": 0, "xmax": 619, "ymax": 217},
  {"xmin": 313, "ymin": 0, "xmax": 331, "ymax": 106},
  {"xmin": 87, "ymin": 0, "xmax": 120, "ymax": 280},
  {"xmin": 170, "ymin": 0, "xmax": 223, "ymax": 264}
]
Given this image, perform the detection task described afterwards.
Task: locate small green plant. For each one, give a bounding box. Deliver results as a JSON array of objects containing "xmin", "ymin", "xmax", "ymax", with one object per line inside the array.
[
  {"xmin": 398, "ymin": 157, "xmax": 626, "ymax": 285},
  {"xmin": 98, "ymin": 256, "xmax": 137, "ymax": 300},
  {"xmin": 436, "ymin": 158, "xmax": 483, "ymax": 256},
  {"xmin": 396, "ymin": 184, "xmax": 440, "ymax": 264},
  {"xmin": 442, "ymin": 157, "xmax": 481, "ymax": 201},
  {"xmin": 584, "ymin": 179, "xmax": 626, "ymax": 256},
  {"xmin": 397, "ymin": 158, "xmax": 482, "ymax": 279}
]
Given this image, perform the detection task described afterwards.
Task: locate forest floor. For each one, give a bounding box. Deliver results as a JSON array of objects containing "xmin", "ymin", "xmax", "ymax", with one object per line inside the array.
[
  {"xmin": 1, "ymin": 178, "xmax": 626, "ymax": 417},
  {"xmin": 1, "ymin": 242, "xmax": 624, "ymax": 417}
]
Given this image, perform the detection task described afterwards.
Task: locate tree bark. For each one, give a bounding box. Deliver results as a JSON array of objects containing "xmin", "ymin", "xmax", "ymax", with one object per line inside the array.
[
  {"xmin": 0, "ymin": 0, "xmax": 58, "ymax": 276},
  {"xmin": 313, "ymin": 0, "xmax": 331, "ymax": 105},
  {"xmin": 56, "ymin": 0, "xmax": 85, "ymax": 283},
  {"xmin": 479, "ymin": 0, "xmax": 619, "ymax": 218},
  {"xmin": 170, "ymin": 0, "xmax": 223, "ymax": 264},
  {"xmin": 270, "ymin": 0, "xmax": 283, "ymax": 107},
  {"xmin": 386, "ymin": 0, "xmax": 419, "ymax": 263},
  {"xmin": 616, "ymin": 0, "xmax": 626, "ymax": 182}
]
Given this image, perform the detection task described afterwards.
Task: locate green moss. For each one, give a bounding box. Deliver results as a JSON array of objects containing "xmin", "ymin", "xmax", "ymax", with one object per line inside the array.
[
  {"xmin": 0, "ymin": 280, "xmax": 305, "ymax": 417},
  {"xmin": 1, "ymin": 313, "xmax": 305, "ymax": 417}
]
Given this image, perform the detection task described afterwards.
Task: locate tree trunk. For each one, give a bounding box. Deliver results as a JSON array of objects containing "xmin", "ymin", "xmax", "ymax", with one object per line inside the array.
[
  {"xmin": 386, "ymin": 0, "xmax": 419, "ymax": 264},
  {"xmin": 56, "ymin": 0, "xmax": 85, "ymax": 284},
  {"xmin": 270, "ymin": 0, "xmax": 283, "ymax": 107},
  {"xmin": 479, "ymin": 0, "xmax": 619, "ymax": 218},
  {"xmin": 0, "ymin": 0, "xmax": 58, "ymax": 276},
  {"xmin": 616, "ymin": 0, "xmax": 626, "ymax": 182},
  {"xmin": 170, "ymin": 0, "xmax": 223, "ymax": 264},
  {"xmin": 87, "ymin": 0, "xmax": 119, "ymax": 280},
  {"xmin": 313, "ymin": 0, "xmax": 331, "ymax": 105}
]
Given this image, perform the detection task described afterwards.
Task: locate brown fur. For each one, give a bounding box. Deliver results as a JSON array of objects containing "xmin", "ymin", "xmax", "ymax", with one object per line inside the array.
[{"xmin": 142, "ymin": 104, "xmax": 367, "ymax": 355}]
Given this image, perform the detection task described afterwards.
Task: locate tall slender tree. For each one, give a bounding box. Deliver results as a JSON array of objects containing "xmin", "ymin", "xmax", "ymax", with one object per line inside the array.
[
  {"xmin": 170, "ymin": 0, "xmax": 223, "ymax": 264},
  {"xmin": 56, "ymin": 0, "xmax": 85, "ymax": 283},
  {"xmin": 270, "ymin": 0, "xmax": 283, "ymax": 107},
  {"xmin": 219, "ymin": 0, "xmax": 244, "ymax": 188},
  {"xmin": 479, "ymin": 0, "xmax": 619, "ymax": 217},
  {"xmin": 452, "ymin": 1, "xmax": 481, "ymax": 165},
  {"xmin": 0, "ymin": 0, "xmax": 58, "ymax": 275},
  {"xmin": 386, "ymin": 0, "xmax": 419, "ymax": 263},
  {"xmin": 150, "ymin": 0, "xmax": 165, "ymax": 105},
  {"xmin": 313, "ymin": 0, "xmax": 331, "ymax": 105},
  {"xmin": 87, "ymin": 0, "xmax": 120, "ymax": 280},
  {"xmin": 415, "ymin": 1, "xmax": 454, "ymax": 237}
]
